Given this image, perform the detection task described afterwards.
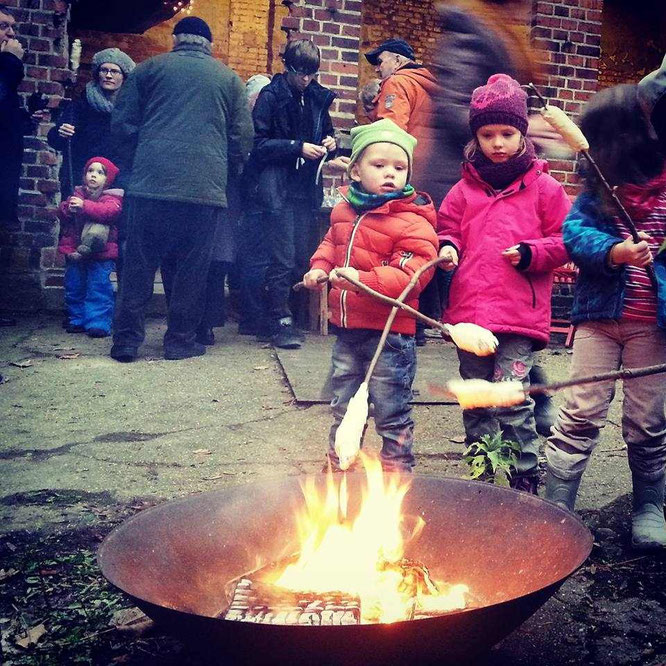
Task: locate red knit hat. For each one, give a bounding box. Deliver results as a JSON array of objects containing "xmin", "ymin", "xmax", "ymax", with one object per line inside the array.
[
  {"xmin": 83, "ymin": 156, "xmax": 119, "ymax": 187},
  {"xmin": 469, "ymin": 74, "xmax": 528, "ymax": 135}
]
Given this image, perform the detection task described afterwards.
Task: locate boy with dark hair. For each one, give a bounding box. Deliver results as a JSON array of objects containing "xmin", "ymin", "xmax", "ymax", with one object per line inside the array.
[{"xmin": 240, "ymin": 39, "xmax": 337, "ymax": 349}]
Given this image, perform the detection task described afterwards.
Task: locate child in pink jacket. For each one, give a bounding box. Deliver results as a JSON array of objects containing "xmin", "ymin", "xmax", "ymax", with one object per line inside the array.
[
  {"xmin": 437, "ymin": 74, "xmax": 571, "ymax": 493},
  {"xmin": 58, "ymin": 156, "xmax": 122, "ymax": 337}
]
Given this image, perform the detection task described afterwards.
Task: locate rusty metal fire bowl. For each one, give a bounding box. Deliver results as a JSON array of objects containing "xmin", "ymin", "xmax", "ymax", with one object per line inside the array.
[{"xmin": 98, "ymin": 475, "xmax": 592, "ymax": 665}]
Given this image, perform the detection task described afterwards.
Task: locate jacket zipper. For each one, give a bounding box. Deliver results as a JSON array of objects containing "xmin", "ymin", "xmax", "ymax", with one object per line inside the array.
[
  {"xmin": 526, "ymin": 275, "xmax": 537, "ymax": 308},
  {"xmin": 340, "ymin": 212, "xmax": 366, "ymax": 327}
]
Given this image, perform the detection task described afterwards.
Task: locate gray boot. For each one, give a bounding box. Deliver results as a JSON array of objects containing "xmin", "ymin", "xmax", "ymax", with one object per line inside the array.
[
  {"xmin": 631, "ymin": 473, "xmax": 666, "ymax": 550},
  {"xmin": 544, "ymin": 469, "xmax": 581, "ymax": 512}
]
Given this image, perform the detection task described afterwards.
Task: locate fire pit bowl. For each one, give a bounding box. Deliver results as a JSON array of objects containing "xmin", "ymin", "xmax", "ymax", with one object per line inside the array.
[{"xmin": 99, "ymin": 475, "xmax": 592, "ymax": 665}]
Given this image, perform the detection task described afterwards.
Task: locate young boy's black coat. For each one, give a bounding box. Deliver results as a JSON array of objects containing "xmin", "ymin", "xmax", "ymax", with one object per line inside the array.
[{"xmin": 243, "ymin": 73, "xmax": 335, "ymax": 211}]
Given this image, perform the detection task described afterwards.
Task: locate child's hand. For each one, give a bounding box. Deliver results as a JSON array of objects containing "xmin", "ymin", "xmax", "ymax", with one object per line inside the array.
[
  {"xmin": 502, "ymin": 245, "xmax": 522, "ymax": 266},
  {"xmin": 68, "ymin": 196, "xmax": 84, "ymax": 213},
  {"xmin": 610, "ymin": 232, "xmax": 653, "ymax": 268},
  {"xmin": 321, "ymin": 135, "xmax": 337, "ymax": 153},
  {"xmin": 302, "ymin": 142, "xmax": 327, "ymax": 160},
  {"xmin": 303, "ymin": 269, "xmax": 328, "ymax": 290},
  {"xmin": 330, "ymin": 267, "xmax": 359, "ymax": 290},
  {"xmin": 438, "ymin": 245, "xmax": 459, "ymax": 270}
]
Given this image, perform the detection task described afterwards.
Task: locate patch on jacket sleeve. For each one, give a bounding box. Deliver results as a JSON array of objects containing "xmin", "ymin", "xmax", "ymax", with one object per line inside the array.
[
  {"xmin": 384, "ymin": 94, "xmax": 396, "ymax": 109},
  {"xmin": 399, "ymin": 251, "xmax": 413, "ymax": 268}
]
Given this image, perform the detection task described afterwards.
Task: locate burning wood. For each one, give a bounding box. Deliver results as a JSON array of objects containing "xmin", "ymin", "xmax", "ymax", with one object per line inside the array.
[
  {"xmin": 220, "ymin": 455, "xmax": 469, "ymax": 626},
  {"xmin": 221, "ymin": 557, "xmax": 467, "ymax": 625}
]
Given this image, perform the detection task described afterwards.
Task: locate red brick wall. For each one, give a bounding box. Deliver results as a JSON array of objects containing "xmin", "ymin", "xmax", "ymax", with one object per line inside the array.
[
  {"xmin": 281, "ymin": 0, "xmax": 362, "ymax": 132},
  {"xmin": 529, "ymin": 0, "xmax": 604, "ymax": 197}
]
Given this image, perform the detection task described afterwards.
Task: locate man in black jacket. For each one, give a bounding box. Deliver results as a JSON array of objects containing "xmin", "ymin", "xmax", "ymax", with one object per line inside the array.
[
  {"xmin": 240, "ymin": 39, "xmax": 336, "ymax": 349},
  {"xmin": 0, "ymin": 4, "xmax": 45, "ymax": 224}
]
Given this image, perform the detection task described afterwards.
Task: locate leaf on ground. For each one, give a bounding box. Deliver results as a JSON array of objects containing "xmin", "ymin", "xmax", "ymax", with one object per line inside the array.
[
  {"xmin": 448, "ymin": 435, "xmax": 466, "ymax": 443},
  {"xmin": 253, "ymin": 365, "xmax": 269, "ymax": 371},
  {"xmin": 10, "ymin": 359, "xmax": 32, "ymax": 368},
  {"xmin": 192, "ymin": 448, "xmax": 212, "ymax": 455},
  {"xmin": 58, "ymin": 353, "xmax": 81, "ymax": 360},
  {"xmin": 110, "ymin": 607, "xmax": 153, "ymax": 634},
  {"xmin": 0, "ymin": 568, "xmax": 19, "ymax": 582},
  {"xmin": 15, "ymin": 622, "xmax": 47, "ymax": 648}
]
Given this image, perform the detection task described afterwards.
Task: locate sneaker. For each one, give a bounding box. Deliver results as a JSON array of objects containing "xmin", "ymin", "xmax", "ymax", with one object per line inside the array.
[
  {"xmin": 195, "ymin": 327, "xmax": 215, "ymax": 346},
  {"xmin": 271, "ymin": 317, "xmax": 302, "ymax": 349},
  {"xmin": 510, "ymin": 474, "xmax": 539, "ymax": 495},
  {"xmin": 66, "ymin": 324, "xmax": 85, "ymax": 334},
  {"xmin": 164, "ymin": 342, "xmax": 206, "ymax": 360},
  {"xmin": 110, "ymin": 344, "xmax": 138, "ymax": 363},
  {"xmin": 87, "ymin": 328, "xmax": 109, "ymax": 338}
]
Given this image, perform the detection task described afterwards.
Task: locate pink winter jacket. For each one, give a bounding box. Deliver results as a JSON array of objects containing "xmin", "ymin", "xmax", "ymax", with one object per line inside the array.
[
  {"xmin": 437, "ymin": 159, "xmax": 571, "ymax": 348},
  {"xmin": 57, "ymin": 186, "xmax": 123, "ymax": 261}
]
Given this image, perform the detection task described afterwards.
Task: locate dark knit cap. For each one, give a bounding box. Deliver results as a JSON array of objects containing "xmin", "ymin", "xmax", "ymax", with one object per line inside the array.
[
  {"xmin": 173, "ymin": 16, "xmax": 212, "ymax": 42},
  {"xmin": 365, "ymin": 38, "xmax": 415, "ymax": 66},
  {"xmin": 469, "ymin": 74, "xmax": 529, "ymax": 135}
]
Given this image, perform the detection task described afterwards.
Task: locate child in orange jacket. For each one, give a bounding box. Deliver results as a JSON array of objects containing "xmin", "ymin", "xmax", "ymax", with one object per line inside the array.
[{"xmin": 303, "ymin": 118, "xmax": 438, "ymax": 472}]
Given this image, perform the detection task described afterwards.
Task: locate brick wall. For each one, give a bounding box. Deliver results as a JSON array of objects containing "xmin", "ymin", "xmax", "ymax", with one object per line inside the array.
[{"xmin": 281, "ymin": 0, "xmax": 362, "ymax": 132}]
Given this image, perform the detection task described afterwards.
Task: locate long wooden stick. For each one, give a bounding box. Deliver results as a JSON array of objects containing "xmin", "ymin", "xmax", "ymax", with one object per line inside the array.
[
  {"xmin": 528, "ymin": 362, "xmax": 666, "ymax": 396},
  {"xmin": 293, "ymin": 259, "xmax": 452, "ymax": 335},
  {"xmin": 362, "ymin": 257, "xmax": 445, "ymax": 383},
  {"xmin": 528, "ymin": 83, "xmax": 659, "ymax": 293}
]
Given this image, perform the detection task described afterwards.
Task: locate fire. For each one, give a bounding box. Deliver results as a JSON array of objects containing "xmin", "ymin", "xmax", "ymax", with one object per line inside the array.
[{"xmin": 271, "ymin": 454, "xmax": 468, "ymax": 624}]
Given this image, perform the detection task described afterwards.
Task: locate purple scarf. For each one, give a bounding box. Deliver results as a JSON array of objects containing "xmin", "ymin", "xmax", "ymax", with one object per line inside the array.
[{"xmin": 470, "ymin": 139, "xmax": 536, "ymax": 191}]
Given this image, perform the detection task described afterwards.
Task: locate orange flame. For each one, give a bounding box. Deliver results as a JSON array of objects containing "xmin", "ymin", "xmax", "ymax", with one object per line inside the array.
[{"xmin": 272, "ymin": 454, "xmax": 468, "ymax": 624}]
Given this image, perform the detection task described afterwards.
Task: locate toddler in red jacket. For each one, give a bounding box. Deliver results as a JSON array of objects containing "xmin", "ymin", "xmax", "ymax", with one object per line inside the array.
[
  {"xmin": 58, "ymin": 156, "xmax": 122, "ymax": 337},
  {"xmin": 303, "ymin": 118, "xmax": 439, "ymax": 473},
  {"xmin": 437, "ymin": 74, "xmax": 571, "ymax": 493}
]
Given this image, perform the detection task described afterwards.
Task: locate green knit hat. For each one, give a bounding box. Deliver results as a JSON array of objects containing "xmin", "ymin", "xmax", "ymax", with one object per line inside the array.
[{"xmin": 347, "ymin": 118, "xmax": 417, "ymax": 180}]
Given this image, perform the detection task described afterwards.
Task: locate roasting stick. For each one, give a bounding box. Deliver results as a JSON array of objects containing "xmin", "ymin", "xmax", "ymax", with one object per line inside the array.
[
  {"xmin": 528, "ymin": 83, "xmax": 659, "ymax": 293},
  {"xmin": 332, "ymin": 256, "xmax": 445, "ymax": 470},
  {"xmin": 294, "ymin": 272, "xmax": 499, "ymax": 356},
  {"xmin": 432, "ymin": 362, "xmax": 666, "ymax": 410}
]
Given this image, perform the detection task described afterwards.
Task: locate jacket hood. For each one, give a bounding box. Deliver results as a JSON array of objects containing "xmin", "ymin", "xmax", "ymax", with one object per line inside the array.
[
  {"xmin": 338, "ymin": 185, "xmax": 437, "ymax": 229},
  {"xmin": 393, "ymin": 64, "xmax": 440, "ymax": 96},
  {"xmin": 462, "ymin": 158, "xmax": 550, "ymax": 192}
]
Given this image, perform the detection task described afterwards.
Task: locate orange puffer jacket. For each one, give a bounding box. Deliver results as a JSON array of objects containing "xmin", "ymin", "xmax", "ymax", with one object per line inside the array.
[{"xmin": 310, "ymin": 187, "xmax": 439, "ymax": 334}]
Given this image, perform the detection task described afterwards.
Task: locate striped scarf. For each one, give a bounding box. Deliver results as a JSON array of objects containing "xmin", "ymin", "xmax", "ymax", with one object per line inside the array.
[{"xmin": 346, "ymin": 181, "xmax": 415, "ymax": 213}]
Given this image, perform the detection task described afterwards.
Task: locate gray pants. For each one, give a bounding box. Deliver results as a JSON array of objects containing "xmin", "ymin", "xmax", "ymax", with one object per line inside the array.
[
  {"xmin": 457, "ymin": 333, "xmax": 538, "ymax": 476},
  {"xmin": 546, "ymin": 319, "xmax": 666, "ymax": 482}
]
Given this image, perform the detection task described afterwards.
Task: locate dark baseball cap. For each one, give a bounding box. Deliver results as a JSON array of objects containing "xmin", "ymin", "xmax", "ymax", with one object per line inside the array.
[{"xmin": 365, "ymin": 38, "xmax": 415, "ymax": 66}]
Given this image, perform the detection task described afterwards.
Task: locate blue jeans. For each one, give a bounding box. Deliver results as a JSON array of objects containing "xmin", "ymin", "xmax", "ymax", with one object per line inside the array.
[
  {"xmin": 457, "ymin": 333, "xmax": 538, "ymax": 476},
  {"xmin": 64, "ymin": 259, "xmax": 115, "ymax": 334},
  {"xmin": 328, "ymin": 329, "xmax": 417, "ymax": 473}
]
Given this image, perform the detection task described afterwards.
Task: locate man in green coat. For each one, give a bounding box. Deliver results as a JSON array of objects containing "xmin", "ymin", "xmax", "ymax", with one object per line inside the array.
[{"xmin": 110, "ymin": 16, "xmax": 253, "ymax": 362}]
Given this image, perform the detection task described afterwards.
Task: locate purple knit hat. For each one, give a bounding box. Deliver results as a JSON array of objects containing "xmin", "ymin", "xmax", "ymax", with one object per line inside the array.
[{"xmin": 469, "ymin": 74, "xmax": 528, "ymax": 135}]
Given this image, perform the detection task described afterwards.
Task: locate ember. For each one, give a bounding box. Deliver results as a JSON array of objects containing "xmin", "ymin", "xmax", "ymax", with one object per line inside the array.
[{"xmin": 223, "ymin": 455, "xmax": 469, "ymax": 625}]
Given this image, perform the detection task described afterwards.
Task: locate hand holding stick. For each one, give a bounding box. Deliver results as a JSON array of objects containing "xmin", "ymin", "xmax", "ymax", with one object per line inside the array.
[
  {"xmin": 294, "ymin": 265, "xmax": 499, "ymax": 356},
  {"xmin": 528, "ymin": 83, "xmax": 658, "ymax": 293}
]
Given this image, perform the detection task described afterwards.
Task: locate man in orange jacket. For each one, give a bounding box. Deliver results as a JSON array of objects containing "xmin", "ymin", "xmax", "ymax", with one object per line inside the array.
[{"xmin": 365, "ymin": 38, "xmax": 443, "ymax": 344}]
